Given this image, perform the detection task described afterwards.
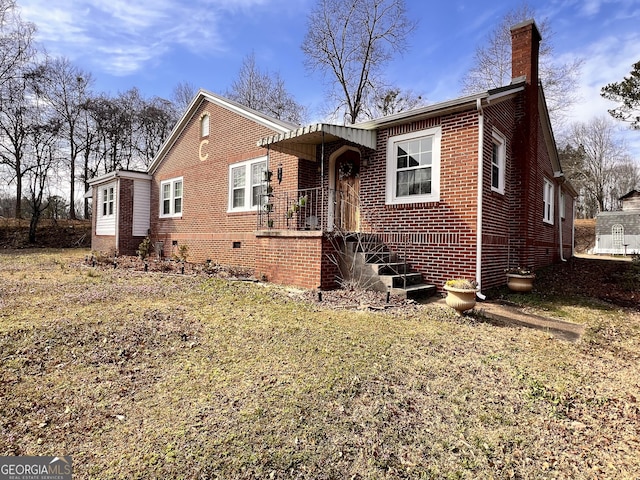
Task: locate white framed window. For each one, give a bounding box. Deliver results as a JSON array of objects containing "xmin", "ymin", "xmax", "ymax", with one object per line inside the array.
[
  {"xmin": 543, "ymin": 178, "xmax": 554, "ymax": 224},
  {"xmin": 560, "ymin": 191, "xmax": 566, "ymax": 219},
  {"xmin": 200, "ymin": 113, "xmax": 210, "ymax": 137},
  {"xmin": 612, "ymin": 224, "xmax": 624, "ymax": 249},
  {"xmin": 102, "ymin": 186, "xmax": 115, "ymax": 217},
  {"xmin": 386, "ymin": 126, "xmax": 441, "ymax": 205},
  {"xmin": 160, "ymin": 177, "xmax": 183, "ymax": 218},
  {"xmin": 491, "ymin": 129, "xmax": 506, "ymax": 194},
  {"xmin": 228, "ymin": 157, "xmax": 267, "ymax": 212}
]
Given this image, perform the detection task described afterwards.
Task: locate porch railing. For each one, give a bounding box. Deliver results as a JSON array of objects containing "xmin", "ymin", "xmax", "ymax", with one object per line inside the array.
[
  {"xmin": 257, "ymin": 186, "xmax": 364, "ymax": 232},
  {"xmin": 257, "ymin": 187, "xmax": 325, "ymax": 231}
]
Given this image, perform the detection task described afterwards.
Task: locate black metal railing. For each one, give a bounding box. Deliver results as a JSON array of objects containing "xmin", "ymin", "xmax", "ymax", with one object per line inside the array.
[
  {"xmin": 258, "ymin": 187, "xmax": 325, "ymax": 231},
  {"xmin": 257, "ymin": 186, "xmax": 365, "ymax": 233}
]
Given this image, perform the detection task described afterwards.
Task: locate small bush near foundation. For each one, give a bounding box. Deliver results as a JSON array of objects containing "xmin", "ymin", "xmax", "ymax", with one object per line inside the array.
[{"xmin": 137, "ymin": 236, "xmax": 153, "ymax": 260}]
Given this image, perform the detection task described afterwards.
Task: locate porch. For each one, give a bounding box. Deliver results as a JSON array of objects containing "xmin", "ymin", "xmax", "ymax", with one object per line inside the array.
[
  {"xmin": 255, "ymin": 186, "xmax": 436, "ymax": 299},
  {"xmin": 256, "ymin": 186, "xmax": 359, "ymax": 233}
]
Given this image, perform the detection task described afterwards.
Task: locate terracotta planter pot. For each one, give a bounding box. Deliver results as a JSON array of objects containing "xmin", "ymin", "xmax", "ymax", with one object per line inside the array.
[
  {"xmin": 444, "ymin": 285, "xmax": 478, "ymax": 315},
  {"xmin": 506, "ymin": 274, "xmax": 535, "ymax": 292}
]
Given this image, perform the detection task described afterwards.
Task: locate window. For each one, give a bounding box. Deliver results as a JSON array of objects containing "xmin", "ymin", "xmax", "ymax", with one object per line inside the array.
[
  {"xmin": 386, "ymin": 126, "xmax": 441, "ymax": 205},
  {"xmin": 560, "ymin": 191, "xmax": 565, "ymax": 219},
  {"xmin": 102, "ymin": 186, "xmax": 114, "ymax": 217},
  {"xmin": 228, "ymin": 157, "xmax": 267, "ymax": 212},
  {"xmin": 543, "ymin": 178, "xmax": 554, "ymax": 224},
  {"xmin": 491, "ymin": 129, "xmax": 506, "ymax": 194},
  {"xmin": 612, "ymin": 224, "xmax": 624, "ymax": 249},
  {"xmin": 160, "ymin": 178, "xmax": 183, "ymax": 217},
  {"xmin": 200, "ymin": 114, "xmax": 210, "ymax": 137}
]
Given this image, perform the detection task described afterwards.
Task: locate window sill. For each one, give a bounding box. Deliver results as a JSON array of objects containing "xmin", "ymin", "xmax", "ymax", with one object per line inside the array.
[{"xmin": 227, "ymin": 209, "xmax": 259, "ymax": 215}]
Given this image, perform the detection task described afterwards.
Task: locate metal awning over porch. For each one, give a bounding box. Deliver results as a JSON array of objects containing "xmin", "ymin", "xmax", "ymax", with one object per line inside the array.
[{"xmin": 258, "ymin": 123, "xmax": 377, "ymax": 161}]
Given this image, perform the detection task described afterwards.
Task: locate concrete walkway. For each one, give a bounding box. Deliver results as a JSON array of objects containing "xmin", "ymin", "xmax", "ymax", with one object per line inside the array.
[
  {"xmin": 473, "ymin": 301, "xmax": 585, "ymax": 342},
  {"xmin": 431, "ymin": 297, "xmax": 586, "ymax": 342}
]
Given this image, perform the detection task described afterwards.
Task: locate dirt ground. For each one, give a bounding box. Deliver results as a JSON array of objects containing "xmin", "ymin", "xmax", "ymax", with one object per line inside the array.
[
  {"xmin": 530, "ymin": 255, "xmax": 639, "ymax": 310},
  {"xmin": 0, "ymin": 218, "xmax": 91, "ymax": 249}
]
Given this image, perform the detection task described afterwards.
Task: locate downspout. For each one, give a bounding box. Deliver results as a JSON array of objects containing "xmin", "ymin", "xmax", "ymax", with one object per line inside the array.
[
  {"xmin": 475, "ymin": 98, "xmax": 486, "ymax": 300},
  {"xmin": 263, "ymin": 145, "xmax": 270, "ymax": 229},
  {"xmin": 571, "ymin": 196, "xmax": 576, "ymax": 257},
  {"xmin": 321, "ymin": 130, "xmax": 325, "ymax": 230},
  {"xmin": 115, "ymin": 174, "xmax": 120, "ymax": 254},
  {"xmin": 558, "ymin": 183, "xmax": 566, "ymax": 261}
]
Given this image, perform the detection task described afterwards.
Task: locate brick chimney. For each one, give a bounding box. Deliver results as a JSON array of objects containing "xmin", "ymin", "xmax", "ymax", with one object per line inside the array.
[
  {"xmin": 509, "ymin": 19, "xmax": 542, "ymax": 270},
  {"xmin": 510, "ymin": 19, "xmax": 542, "ymax": 85}
]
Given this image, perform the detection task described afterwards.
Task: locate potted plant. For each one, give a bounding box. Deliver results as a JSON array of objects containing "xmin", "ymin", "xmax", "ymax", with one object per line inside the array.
[
  {"xmin": 505, "ymin": 266, "xmax": 535, "ymax": 292},
  {"xmin": 443, "ymin": 279, "xmax": 479, "ymax": 315}
]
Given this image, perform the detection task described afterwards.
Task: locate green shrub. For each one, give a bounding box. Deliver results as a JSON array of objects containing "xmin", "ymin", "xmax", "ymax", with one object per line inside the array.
[{"xmin": 136, "ymin": 236, "xmax": 152, "ymax": 260}]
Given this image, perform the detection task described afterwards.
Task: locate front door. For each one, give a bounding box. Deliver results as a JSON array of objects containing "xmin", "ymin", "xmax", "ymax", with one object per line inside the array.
[{"xmin": 335, "ymin": 150, "xmax": 360, "ymax": 232}]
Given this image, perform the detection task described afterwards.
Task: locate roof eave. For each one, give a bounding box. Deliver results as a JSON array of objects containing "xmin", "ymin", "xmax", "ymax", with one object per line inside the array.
[
  {"xmin": 148, "ymin": 90, "xmax": 297, "ymax": 174},
  {"xmin": 87, "ymin": 169, "xmax": 151, "ymax": 187}
]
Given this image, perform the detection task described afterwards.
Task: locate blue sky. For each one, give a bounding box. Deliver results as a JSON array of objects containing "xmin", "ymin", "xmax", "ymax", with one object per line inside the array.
[{"xmin": 17, "ymin": 0, "xmax": 640, "ymax": 158}]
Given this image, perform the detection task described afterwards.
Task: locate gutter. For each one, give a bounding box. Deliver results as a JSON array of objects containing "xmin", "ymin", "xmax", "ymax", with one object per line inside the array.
[
  {"xmin": 558, "ymin": 185, "xmax": 566, "ymax": 262},
  {"xmin": 554, "ymin": 173, "xmax": 567, "ymax": 262},
  {"xmin": 475, "ymin": 98, "xmax": 486, "ymax": 300},
  {"xmin": 572, "ymin": 194, "xmax": 576, "ymax": 257},
  {"xmin": 115, "ymin": 177, "xmax": 120, "ymax": 254}
]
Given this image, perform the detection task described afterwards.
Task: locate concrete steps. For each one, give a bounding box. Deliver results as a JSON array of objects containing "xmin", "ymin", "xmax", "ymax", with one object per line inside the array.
[{"xmin": 344, "ymin": 237, "xmax": 436, "ymax": 300}]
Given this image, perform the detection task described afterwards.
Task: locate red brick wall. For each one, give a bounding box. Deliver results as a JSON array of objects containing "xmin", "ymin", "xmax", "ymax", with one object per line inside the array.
[
  {"xmin": 255, "ymin": 232, "xmax": 339, "ymax": 290},
  {"xmin": 90, "ymin": 179, "xmax": 144, "ymax": 257},
  {"xmin": 149, "ymin": 98, "xmax": 299, "ymax": 267},
  {"xmin": 481, "ymin": 100, "xmax": 517, "ymax": 288},
  {"xmin": 117, "ymin": 178, "xmax": 146, "ymax": 256},
  {"xmin": 353, "ymin": 113, "xmax": 481, "ymax": 291}
]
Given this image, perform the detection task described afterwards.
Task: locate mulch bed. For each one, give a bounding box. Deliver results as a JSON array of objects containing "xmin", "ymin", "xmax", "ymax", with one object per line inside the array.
[
  {"xmin": 532, "ymin": 256, "xmax": 639, "ymax": 310},
  {"xmin": 86, "ymin": 254, "xmax": 640, "ymax": 312}
]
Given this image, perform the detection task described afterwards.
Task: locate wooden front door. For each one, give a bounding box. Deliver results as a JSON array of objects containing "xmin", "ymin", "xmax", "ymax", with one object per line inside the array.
[{"xmin": 335, "ymin": 150, "xmax": 360, "ymax": 232}]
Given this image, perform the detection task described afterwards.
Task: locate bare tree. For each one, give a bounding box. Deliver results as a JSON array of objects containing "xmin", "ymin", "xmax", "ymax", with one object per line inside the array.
[
  {"xmin": 39, "ymin": 57, "xmax": 93, "ymax": 219},
  {"xmin": 172, "ymin": 81, "xmax": 197, "ymax": 114},
  {"xmin": 601, "ymin": 60, "xmax": 640, "ymax": 130},
  {"xmin": 226, "ymin": 53, "xmax": 306, "ymax": 125},
  {"xmin": 0, "ymin": 74, "xmax": 32, "ymax": 219},
  {"xmin": 561, "ymin": 116, "xmax": 631, "ymax": 215},
  {"xmin": 24, "ymin": 113, "xmax": 62, "ymax": 243},
  {"xmin": 135, "ymin": 96, "xmax": 177, "ymax": 168},
  {"xmin": 82, "ymin": 88, "xmax": 176, "ymax": 177},
  {"xmin": 368, "ymin": 87, "xmax": 425, "ymax": 118},
  {"xmin": 78, "ymin": 103, "xmax": 101, "ymax": 218},
  {"xmin": 0, "ymin": 0, "xmax": 36, "ymax": 88},
  {"xmin": 460, "ymin": 2, "xmax": 582, "ymax": 125},
  {"xmin": 301, "ymin": 0, "xmax": 416, "ymax": 124},
  {"xmin": 84, "ymin": 90, "xmax": 139, "ymax": 173},
  {"xmin": 0, "ymin": 0, "xmax": 37, "ymax": 218},
  {"xmin": 608, "ymin": 161, "xmax": 640, "ymax": 210}
]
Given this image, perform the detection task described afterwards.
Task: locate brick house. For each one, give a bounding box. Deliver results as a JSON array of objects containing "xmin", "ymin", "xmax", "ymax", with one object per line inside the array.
[{"xmin": 89, "ymin": 19, "xmax": 575, "ymax": 296}]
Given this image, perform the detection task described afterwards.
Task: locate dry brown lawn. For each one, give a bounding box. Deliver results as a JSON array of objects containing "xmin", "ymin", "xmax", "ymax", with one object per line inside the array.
[{"xmin": 1, "ymin": 249, "xmax": 639, "ymax": 479}]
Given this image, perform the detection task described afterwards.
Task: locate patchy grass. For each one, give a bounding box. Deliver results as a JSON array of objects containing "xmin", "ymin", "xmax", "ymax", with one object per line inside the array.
[{"xmin": 1, "ymin": 249, "xmax": 639, "ymax": 479}]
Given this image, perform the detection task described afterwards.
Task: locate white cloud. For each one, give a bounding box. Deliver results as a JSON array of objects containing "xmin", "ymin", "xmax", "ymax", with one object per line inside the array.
[
  {"xmin": 17, "ymin": 0, "xmax": 272, "ymax": 76},
  {"xmin": 559, "ymin": 30, "xmax": 640, "ymax": 158}
]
